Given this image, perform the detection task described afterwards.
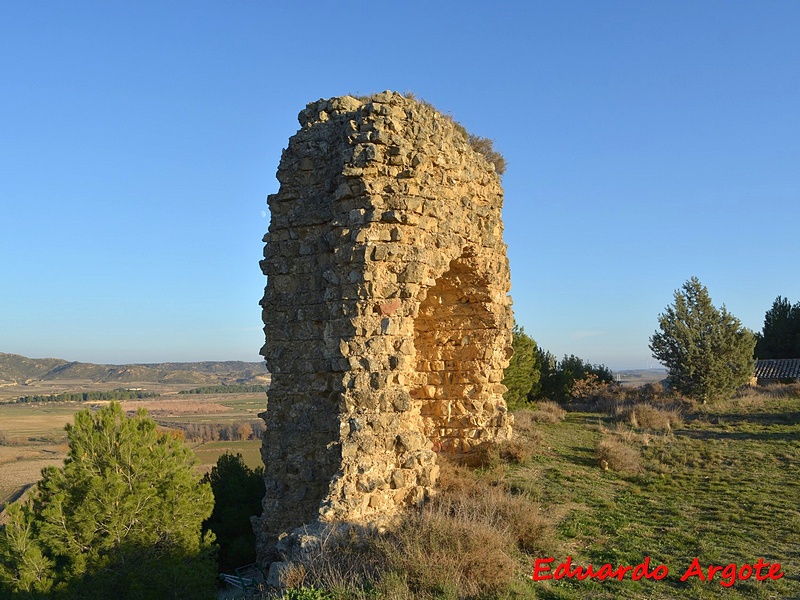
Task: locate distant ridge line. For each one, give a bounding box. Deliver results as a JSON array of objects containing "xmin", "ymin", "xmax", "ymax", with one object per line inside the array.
[{"xmin": 0, "ymin": 352, "xmax": 268, "ymax": 385}]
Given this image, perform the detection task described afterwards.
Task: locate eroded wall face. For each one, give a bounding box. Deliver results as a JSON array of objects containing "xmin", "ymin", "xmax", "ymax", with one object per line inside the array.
[{"xmin": 256, "ymin": 92, "xmax": 513, "ymax": 564}]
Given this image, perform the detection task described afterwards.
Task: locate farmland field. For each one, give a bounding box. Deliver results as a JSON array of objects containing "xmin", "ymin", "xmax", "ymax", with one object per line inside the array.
[
  {"xmin": 0, "ymin": 391, "xmax": 268, "ymax": 513},
  {"xmin": 191, "ymin": 440, "xmax": 263, "ymax": 470}
]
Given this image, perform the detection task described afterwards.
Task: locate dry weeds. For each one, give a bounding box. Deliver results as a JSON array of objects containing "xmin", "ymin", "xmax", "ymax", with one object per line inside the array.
[
  {"xmin": 620, "ymin": 403, "xmax": 683, "ymax": 431},
  {"xmin": 289, "ymin": 457, "xmax": 557, "ymax": 599},
  {"xmin": 596, "ymin": 436, "xmax": 642, "ymax": 474},
  {"xmin": 512, "ymin": 404, "xmax": 566, "ymax": 441},
  {"xmin": 531, "ymin": 401, "xmax": 567, "ymax": 423}
]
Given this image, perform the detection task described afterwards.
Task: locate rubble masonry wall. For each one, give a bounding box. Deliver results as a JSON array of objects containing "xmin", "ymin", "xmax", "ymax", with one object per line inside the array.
[{"xmin": 255, "ymin": 92, "xmax": 513, "ymax": 563}]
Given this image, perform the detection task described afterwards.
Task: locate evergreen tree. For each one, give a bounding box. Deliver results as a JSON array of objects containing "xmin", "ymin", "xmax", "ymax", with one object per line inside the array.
[
  {"xmin": 202, "ymin": 452, "xmax": 265, "ymax": 572},
  {"xmin": 0, "ymin": 402, "xmax": 217, "ymax": 599},
  {"xmin": 502, "ymin": 324, "xmax": 540, "ymax": 407},
  {"xmin": 650, "ymin": 277, "xmax": 756, "ymax": 403},
  {"xmin": 755, "ymin": 296, "xmax": 800, "ymax": 359}
]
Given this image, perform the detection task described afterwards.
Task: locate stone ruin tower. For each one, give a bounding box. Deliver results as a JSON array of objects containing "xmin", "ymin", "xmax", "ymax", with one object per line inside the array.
[{"xmin": 255, "ymin": 91, "xmax": 513, "ymax": 565}]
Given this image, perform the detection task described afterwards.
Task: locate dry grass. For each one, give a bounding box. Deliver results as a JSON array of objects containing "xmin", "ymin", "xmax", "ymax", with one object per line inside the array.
[
  {"xmin": 472, "ymin": 438, "xmax": 534, "ymax": 469},
  {"xmin": 530, "ymin": 401, "xmax": 567, "ymax": 423},
  {"xmin": 511, "ymin": 409, "xmax": 536, "ymax": 434},
  {"xmin": 595, "ymin": 436, "xmax": 641, "ymax": 474},
  {"xmin": 0, "ymin": 457, "xmax": 63, "ymax": 511},
  {"xmin": 690, "ymin": 383, "xmax": 800, "ymax": 416},
  {"xmin": 736, "ymin": 382, "xmax": 800, "ymax": 399},
  {"xmin": 469, "ymin": 411, "xmax": 549, "ymax": 469},
  {"xmin": 286, "ymin": 459, "xmax": 557, "ymax": 599},
  {"xmin": 0, "ymin": 444, "xmax": 68, "ymax": 510},
  {"xmin": 465, "ymin": 135, "xmax": 506, "ymax": 175},
  {"xmin": 374, "ymin": 497, "xmax": 516, "ymax": 597},
  {"xmin": 620, "ymin": 403, "xmax": 683, "ymax": 431}
]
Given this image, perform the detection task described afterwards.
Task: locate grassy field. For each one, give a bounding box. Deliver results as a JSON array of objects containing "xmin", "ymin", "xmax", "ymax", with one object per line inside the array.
[
  {"xmin": 284, "ymin": 390, "xmax": 799, "ymax": 600},
  {"xmin": 508, "ymin": 394, "xmax": 800, "ymax": 599}
]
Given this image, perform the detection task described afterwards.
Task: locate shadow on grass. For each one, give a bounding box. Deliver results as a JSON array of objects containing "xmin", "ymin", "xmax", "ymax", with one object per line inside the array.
[
  {"xmin": 564, "ymin": 413, "xmax": 612, "ymax": 427},
  {"xmin": 561, "ymin": 446, "xmax": 599, "ymax": 468},
  {"xmin": 682, "ymin": 427, "xmax": 799, "ymax": 443},
  {"xmin": 714, "ymin": 410, "xmax": 800, "ymax": 427}
]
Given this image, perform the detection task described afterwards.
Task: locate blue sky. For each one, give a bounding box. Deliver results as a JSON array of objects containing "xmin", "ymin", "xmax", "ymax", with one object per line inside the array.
[{"xmin": 2, "ymin": 2, "xmax": 798, "ymax": 369}]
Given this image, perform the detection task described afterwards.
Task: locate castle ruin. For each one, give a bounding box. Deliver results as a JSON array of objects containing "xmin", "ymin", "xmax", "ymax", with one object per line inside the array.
[{"xmin": 255, "ymin": 92, "xmax": 513, "ymax": 566}]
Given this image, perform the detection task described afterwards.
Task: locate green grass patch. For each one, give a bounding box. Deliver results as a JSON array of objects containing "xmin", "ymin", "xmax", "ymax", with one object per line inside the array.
[
  {"xmin": 511, "ymin": 395, "xmax": 800, "ymax": 599},
  {"xmin": 191, "ymin": 440, "xmax": 262, "ymax": 469},
  {"xmin": 217, "ymin": 396, "xmax": 265, "ymax": 410}
]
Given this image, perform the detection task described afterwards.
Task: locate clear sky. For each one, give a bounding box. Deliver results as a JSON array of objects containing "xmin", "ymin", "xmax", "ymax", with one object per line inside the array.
[{"xmin": 2, "ymin": 2, "xmax": 798, "ymax": 369}]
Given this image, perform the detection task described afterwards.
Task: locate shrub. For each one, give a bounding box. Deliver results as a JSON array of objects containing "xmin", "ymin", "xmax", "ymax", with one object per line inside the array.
[
  {"xmin": 283, "ymin": 587, "xmax": 331, "ymax": 600},
  {"xmin": 472, "ymin": 438, "xmax": 533, "ymax": 469},
  {"xmin": 754, "ymin": 295, "xmax": 800, "ymax": 359},
  {"xmin": 538, "ymin": 354, "xmax": 616, "ymax": 405},
  {"xmin": 650, "ymin": 277, "xmax": 756, "ymax": 402},
  {"xmin": 567, "ymin": 375, "xmax": 626, "ymax": 413},
  {"xmin": 639, "ymin": 382, "xmax": 665, "ymax": 401},
  {"xmin": 502, "ymin": 325, "xmax": 540, "ymax": 408},
  {"xmin": 596, "ymin": 437, "xmax": 641, "ymax": 474},
  {"xmin": 529, "ymin": 401, "xmax": 567, "ymax": 423},
  {"xmin": 621, "ymin": 404, "xmax": 683, "ymax": 431}
]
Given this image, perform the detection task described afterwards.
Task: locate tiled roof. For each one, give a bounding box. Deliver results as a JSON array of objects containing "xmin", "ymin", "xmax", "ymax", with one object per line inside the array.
[{"xmin": 754, "ymin": 358, "xmax": 800, "ymax": 380}]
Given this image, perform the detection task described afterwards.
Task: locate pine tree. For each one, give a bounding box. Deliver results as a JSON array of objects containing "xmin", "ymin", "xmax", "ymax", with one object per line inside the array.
[
  {"xmin": 0, "ymin": 402, "xmax": 217, "ymax": 599},
  {"xmin": 755, "ymin": 296, "xmax": 800, "ymax": 359},
  {"xmin": 502, "ymin": 324, "xmax": 540, "ymax": 407},
  {"xmin": 649, "ymin": 277, "xmax": 756, "ymax": 403},
  {"xmin": 202, "ymin": 452, "xmax": 265, "ymax": 572}
]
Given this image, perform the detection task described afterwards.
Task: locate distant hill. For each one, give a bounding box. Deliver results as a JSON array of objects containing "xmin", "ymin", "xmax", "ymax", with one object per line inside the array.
[{"xmin": 0, "ymin": 353, "xmax": 268, "ymax": 386}]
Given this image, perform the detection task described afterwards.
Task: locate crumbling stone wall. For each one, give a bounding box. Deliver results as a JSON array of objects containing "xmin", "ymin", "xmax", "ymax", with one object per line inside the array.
[{"xmin": 255, "ymin": 92, "xmax": 513, "ymax": 565}]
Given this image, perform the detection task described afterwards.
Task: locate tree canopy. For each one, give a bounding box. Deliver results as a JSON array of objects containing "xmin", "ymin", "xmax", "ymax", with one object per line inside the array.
[
  {"xmin": 502, "ymin": 323, "xmax": 615, "ymax": 405},
  {"xmin": 502, "ymin": 325, "xmax": 540, "ymax": 407},
  {"xmin": 202, "ymin": 452, "xmax": 265, "ymax": 573},
  {"xmin": 649, "ymin": 277, "xmax": 756, "ymax": 402},
  {"xmin": 755, "ymin": 296, "xmax": 800, "ymax": 359},
  {"xmin": 538, "ymin": 353, "xmax": 614, "ymax": 403},
  {"xmin": 0, "ymin": 402, "xmax": 217, "ymax": 599}
]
